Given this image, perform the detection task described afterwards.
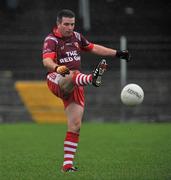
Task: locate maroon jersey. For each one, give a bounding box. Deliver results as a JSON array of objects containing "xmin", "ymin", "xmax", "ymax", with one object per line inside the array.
[{"xmin": 42, "ymin": 28, "xmax": 94, "ymax": 71}]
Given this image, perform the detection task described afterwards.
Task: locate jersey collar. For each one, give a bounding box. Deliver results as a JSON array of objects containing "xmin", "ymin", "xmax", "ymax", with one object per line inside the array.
[
  {"xmin": 53, "ymin": 27, "xmax": 74, "ymax": 39},
  {"xmin": 53, "ymin": 27, "xmax": 63, "ymax": 38}
]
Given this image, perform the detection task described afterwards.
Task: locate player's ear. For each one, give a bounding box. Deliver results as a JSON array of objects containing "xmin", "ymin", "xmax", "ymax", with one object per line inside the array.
[
  {"xmin": 56, "ymin": 21, "xmax": 59, "ymax": 26},
  {"xmin": 56, "ymin": 17, "xmax": 62, "ymax": 26},
  {"xmin": 56, "ymin": 22, "xmax": 61, "ymax": 28}
]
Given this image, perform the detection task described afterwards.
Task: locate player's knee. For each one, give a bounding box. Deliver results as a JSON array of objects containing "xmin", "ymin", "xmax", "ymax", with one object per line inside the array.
[
  {"xmin": 69, "ymin": 119, "xmax": 81, "ymax": 133},
  {"xmin": 73, "ymin": 120, "xmax": 81, "ymax": 130}
]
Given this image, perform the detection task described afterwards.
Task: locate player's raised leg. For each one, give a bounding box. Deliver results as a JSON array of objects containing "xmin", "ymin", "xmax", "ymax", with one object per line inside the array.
[
  {"xmin": 59, "ymin": 59, "xmax": 107, "ymax": 93},
  {"xmin": 92, "ymin": 59, "xmax": 107, "ymax": 87}
]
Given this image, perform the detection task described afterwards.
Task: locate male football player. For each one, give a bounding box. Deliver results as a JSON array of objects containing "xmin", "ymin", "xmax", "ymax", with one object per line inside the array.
[{"xmin": 42, "ymin": 9, "xmax": 130, "ymax": 172}]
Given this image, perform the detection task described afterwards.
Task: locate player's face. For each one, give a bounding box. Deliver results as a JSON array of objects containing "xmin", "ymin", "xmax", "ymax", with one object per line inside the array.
[{"xmin": 58, "ymin": 17, "xmax": 75, "ymax": 37}]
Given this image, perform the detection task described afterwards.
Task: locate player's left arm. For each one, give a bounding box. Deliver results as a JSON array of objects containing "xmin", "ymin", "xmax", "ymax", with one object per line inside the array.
[
  {"xmin": 79, "ymin": 33, "xmax": 131, "ymax": 61},
  {"xmin": 91, "ymin": 44, "xmax": 131, "ymax": 61},
  {"xmin": 91, "ymin": 44, "xmax": 116, "ymax": 57}
]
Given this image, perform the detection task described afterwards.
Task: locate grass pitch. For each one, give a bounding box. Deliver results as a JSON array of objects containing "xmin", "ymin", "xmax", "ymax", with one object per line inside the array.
[{"xmin": 0, "ymin": 122, "xmax": 171, "ymax": 180}]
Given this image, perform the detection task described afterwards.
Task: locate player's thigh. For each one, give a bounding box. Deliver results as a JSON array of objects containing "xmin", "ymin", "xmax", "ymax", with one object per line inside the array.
[{"xmin": 58, "ymin": 71, "xmax": 75, "ymax": 94}]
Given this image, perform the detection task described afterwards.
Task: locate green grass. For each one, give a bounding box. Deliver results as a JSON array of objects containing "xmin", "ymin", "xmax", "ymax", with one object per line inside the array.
[{"xmin": 0, "ymin": 122, "xmax": 171, "ymax": 180}]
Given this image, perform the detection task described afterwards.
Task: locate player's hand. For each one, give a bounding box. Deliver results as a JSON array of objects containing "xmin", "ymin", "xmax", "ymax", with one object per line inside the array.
[
  {"xmin": 56, "ymin": 65, "xmax": 70, "ymax": 77},
  {"xmin": 116, "ymin": 50, "xmax": 131, "ymax": 61}
]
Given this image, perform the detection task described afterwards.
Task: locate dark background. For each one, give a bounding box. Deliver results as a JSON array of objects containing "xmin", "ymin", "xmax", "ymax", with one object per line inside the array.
[{"xmin": 0, "ymin": 0, "xmax": 171, "ymax": 122}]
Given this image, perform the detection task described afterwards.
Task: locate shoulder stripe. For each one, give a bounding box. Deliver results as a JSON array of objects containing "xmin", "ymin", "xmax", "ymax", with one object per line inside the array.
[
  {"xmin": 45, "ymin": 36, "xmax": 58, "ymax": 44},
  {"xmin": 74, "ymin": 32, "xmax": 81, "ymax": 41}
]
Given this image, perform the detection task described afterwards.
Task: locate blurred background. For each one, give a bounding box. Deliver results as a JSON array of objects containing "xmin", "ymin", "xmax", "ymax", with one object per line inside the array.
[{"xmin": 0, "ymin": 0, "xmax": 171, "ymax": 123}]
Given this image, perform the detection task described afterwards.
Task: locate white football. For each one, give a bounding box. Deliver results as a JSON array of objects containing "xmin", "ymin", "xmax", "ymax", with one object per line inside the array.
[{"xmin": 121, "ymin": 83, "xmax": 144, "ymax": 106}]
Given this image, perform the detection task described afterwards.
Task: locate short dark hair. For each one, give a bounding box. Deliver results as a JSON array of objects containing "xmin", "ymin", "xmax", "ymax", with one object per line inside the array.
[{"xmin": 57, "ymin": 9, "xmax": 75, "ymax": 23}]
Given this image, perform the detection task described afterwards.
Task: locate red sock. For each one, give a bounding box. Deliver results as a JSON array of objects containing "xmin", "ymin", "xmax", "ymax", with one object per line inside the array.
[
  {"xmin": 72, "ymin": 72, "xmax": 92, "ymax": 86},
  {"xmin": 63, "ymin": 131, "xmax": 79, "ymax": 169}
]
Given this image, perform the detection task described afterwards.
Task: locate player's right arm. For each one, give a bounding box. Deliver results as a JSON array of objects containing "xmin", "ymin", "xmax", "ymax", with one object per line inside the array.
[
  {"xmin": 43, "ymin": 57, "xmax": 58, "ymax": 72},
  {"xmin": 42, "ymin": 37, "xmax": 69, "ymax": 76},
  {"xmin": 43, "ymin": 58, "xmax": 69, "ymax": 76}
]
